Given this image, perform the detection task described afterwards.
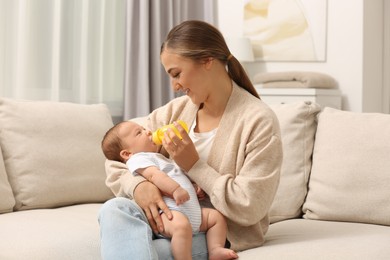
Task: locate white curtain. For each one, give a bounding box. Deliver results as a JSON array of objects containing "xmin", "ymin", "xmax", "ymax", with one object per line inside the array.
[
  {"xmin": 0, "ymin": 0, "xmax": 126, "ymax": 118},
  {"xmin": 123, "ymin": 0, "xmax": 216, "ymax": 119},
  {"xmin": 0, "ymin": 0, "xmax": 217, "ymax": 120}
]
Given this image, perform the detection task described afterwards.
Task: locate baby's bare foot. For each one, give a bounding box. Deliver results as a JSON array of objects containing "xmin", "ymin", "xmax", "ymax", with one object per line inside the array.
[{"xmin": 209, "ymin": 247, "xmax": 238, "ymax": 260}]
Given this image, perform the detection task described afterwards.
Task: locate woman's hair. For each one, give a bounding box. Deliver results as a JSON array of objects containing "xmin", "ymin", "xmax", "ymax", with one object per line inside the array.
[
  {"xmin": 101, "ymin": 122, "xmax": 127, "ymax": 163},
  {"xmin": 161, "ymin": 20, "xmax": 259, "ymax": 99}
]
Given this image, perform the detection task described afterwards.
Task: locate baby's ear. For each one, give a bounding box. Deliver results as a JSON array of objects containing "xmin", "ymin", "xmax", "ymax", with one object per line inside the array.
[{"xmin": 120, "ymin": 150, "xmax": 132, "ymax": 162}]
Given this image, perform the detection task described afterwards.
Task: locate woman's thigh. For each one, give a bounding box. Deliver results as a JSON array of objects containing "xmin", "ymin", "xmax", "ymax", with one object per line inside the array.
[
  {"xmin": 98, "ymin": 197, "xmax": 208, "ymax": 260},
  {"xmin": 154, "ymin": 232, "xmax": 208, "ymax": 260},
  {"xmin": 99, "ymin": 197, "xmax": 158, "ymax": 259}
]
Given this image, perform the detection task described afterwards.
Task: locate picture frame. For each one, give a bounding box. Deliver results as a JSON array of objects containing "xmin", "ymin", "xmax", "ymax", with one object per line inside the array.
[{"xmin": 243, "ymin": 0, "xmax": 328, "ymax": 62}]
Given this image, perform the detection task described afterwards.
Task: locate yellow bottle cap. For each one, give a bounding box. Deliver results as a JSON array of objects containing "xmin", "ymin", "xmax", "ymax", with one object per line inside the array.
[{"xmin": 152, "ymin": 131, "xmax": 162, "ymax": 145}]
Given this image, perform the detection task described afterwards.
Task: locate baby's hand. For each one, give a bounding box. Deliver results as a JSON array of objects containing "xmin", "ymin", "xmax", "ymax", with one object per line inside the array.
[
  {"xmin": 173, "ymin": 187, "xmax": 190, "ymax": 205},
  {"xmin": 193, "ymin": 183, "xmax": 207, "ymax": 201}
]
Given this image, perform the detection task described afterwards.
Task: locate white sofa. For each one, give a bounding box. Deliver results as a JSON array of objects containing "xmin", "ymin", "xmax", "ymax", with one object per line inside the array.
[{"xmin": 0, "ymin": 97, "xmax": 389, "ymax": 260}]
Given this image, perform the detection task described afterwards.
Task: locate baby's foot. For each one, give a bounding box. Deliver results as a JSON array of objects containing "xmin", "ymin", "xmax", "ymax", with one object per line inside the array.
[{"xmin": 209, "ymin": 247, "xmax": 238, "ymax": 260}]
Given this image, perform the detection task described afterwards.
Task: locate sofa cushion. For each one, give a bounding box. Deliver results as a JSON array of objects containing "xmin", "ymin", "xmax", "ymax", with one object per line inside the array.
[
  {"xmin": 0, "ymin": 144, "xmax": 15, "ymax": 213},
  {"xmin": 0, "ymin": 204, "xmax": 102, "ymax": 260},
  {"xmin": 268, "ymin": 101, "xmax": 321, "ymax": 223},
  {"xmin": 0, "ymin": 98, "xmax": 115, "ymax": 210},
  {"xmin": 238, "ymin": 219, "xmax": 390, "ymax": 259},
  {"xmin": 303, "ymin": 107, "xmax": 390, "ymax": 226}
]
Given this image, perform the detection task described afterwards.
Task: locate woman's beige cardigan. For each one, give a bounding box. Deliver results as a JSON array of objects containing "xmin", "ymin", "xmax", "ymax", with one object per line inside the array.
[{"xmin": 105, "ymin": 84, "xmax": 283, "ymax": 251}]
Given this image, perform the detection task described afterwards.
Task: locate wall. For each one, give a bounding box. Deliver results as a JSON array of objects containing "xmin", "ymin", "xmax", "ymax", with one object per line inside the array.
[
  {"xmin": 217, "ymin": 0, "xmax": 388, "ymax": 112},
  {"xmin": 383, "ymin": 0, "xmax": 390, "ymax": 113}
]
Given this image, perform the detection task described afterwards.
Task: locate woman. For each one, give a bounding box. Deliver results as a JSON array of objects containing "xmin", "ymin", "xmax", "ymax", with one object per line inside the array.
[{"xmin": 99, "ymin": 20, "xmax": 282, "ymax": 259}]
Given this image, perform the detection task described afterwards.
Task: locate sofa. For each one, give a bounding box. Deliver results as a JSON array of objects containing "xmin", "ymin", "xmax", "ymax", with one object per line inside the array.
[{"xmin": 0, "ymin": 97, "xmax": 389, "ymax": 260}]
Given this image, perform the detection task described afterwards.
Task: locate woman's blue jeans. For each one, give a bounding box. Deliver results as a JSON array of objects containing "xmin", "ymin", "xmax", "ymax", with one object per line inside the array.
[{"xmin": 98, "ymin": 197, "xmax": 208, "ymax": 260}]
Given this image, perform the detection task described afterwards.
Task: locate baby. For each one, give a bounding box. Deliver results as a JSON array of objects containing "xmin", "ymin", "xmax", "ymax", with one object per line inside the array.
[{"xmin": 101, "ymin": 120, "xmax": 238, "ymax": 260}]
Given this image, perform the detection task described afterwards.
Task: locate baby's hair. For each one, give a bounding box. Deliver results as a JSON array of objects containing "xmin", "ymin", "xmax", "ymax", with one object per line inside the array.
[{"xmin": 101, "ymin": 121, "xmax": 128, "ymax": 163}]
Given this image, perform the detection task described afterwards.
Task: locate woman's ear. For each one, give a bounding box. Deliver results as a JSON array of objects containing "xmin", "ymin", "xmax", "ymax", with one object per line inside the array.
[
  {"xmin": 120, "ymin": 150, "xmax": 132, "ymax": 162},
  {"xmin": 204, "ymin": 57, "xmax": 214, "ymax": 69}
]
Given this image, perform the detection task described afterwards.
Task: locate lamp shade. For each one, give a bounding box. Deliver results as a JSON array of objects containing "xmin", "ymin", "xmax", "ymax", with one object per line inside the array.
[{"xmin": 225, "ymin": 37, "xmax": 255, "ymax": 62}]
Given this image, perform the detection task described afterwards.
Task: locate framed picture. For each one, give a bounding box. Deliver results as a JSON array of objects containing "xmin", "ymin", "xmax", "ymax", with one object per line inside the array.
[{"xmin": 243, "ymin": 0, "xmax": 328, "ymax": 61}]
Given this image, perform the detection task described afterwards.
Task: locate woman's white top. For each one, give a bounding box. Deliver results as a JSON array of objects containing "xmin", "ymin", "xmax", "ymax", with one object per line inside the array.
[
  {"xmin": 189, "ymin": 119, "xmax": 217, "ymax": 209},
  {"xmin": 189, "ymin": 119, "xmax": 217, "ymax": 162}
]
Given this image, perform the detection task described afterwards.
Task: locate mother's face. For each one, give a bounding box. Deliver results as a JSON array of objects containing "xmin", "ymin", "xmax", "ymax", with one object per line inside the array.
[{"xmin": 160, "ymin": 49, "xmax": 211, "ymax": 106}]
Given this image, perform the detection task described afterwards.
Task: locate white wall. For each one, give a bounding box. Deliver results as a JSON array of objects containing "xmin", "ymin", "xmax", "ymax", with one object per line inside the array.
[
  {"xmin": 217, "ymin": 0, "xmax": 388, "ymax": 112},
  {"xmin": 383, "ymin": 0, "xmax": 390, "ymax": 113}
]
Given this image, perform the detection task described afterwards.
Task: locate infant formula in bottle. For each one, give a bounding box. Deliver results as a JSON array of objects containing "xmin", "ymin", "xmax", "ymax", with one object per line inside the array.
[{"xmin": 152, "ymin": 120, "xmax": 189, "ymax": 145}]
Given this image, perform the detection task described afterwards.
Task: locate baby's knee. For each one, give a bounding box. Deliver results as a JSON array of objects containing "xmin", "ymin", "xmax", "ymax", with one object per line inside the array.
[
  {"xmin": 201, "ymin": 208, "xmax": 227, "ymax": 230},
  {"xmin": 211, "ymin": 209, "xmax": 226, "ymax": 223},
  {"xmin": 166, "ymin": 211, "xmax": 192, "ymax": 235}
]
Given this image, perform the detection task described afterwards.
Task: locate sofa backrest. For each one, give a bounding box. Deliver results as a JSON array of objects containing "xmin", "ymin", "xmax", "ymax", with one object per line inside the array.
[
  {"xmin": 303, "ymin": 107, "xmax": 390, "ymax": 227},
  {"xmin": 0, "ymin": 98, "xmax": 115, "ymax": 211},
  {"xmin": 267, "ymin": 101, "xmax": 321, "ymax": 223}
]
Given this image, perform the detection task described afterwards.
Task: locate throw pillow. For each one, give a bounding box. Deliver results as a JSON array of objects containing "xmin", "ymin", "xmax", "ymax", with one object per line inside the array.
[
  {"xmin": 268, "ymin": 101, "xmax": 321, "ymax": 223},
  {"xmin": 0, "ymin": 144, "xmax": 16, "ymax": 213},
  {"xmin": 303, "ymin": 108, "xmax": 390, "ymax": 226},
  {"xmin": 0, "ymin": 98, "xmax": 115, "ymax": 210}
]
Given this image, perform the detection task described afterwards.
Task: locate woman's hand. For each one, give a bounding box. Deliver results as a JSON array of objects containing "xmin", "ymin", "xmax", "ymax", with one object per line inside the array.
[
  {"xmin": 162, "ymin": 121, "xmax": 199, "ymax": 172},
  {"xmin": 133, "ymin": 181, "xmax": 172, "ymax": 234}
]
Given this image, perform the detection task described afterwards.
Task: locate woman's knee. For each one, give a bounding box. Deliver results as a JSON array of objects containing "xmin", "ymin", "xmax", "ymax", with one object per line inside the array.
[{"xmin": 98, "ymin": 197, "xmax": 144, "ymax": 222}]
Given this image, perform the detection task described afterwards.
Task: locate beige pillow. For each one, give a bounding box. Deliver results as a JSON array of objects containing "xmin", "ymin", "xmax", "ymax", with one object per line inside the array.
[
  {"xmin": 303, "ymin": 108, "xmax": 390, "ymax": 226},
  {"xmin": 0, "ymin": 98, "xmax": 115, "ymax": 210},
  {"xmin": 0, "ymin": 145, "xmax": 15, "ymax": 213},
  {"xmin": 268, "ymin": 101, "xmax": 321, "ymax": 223}
]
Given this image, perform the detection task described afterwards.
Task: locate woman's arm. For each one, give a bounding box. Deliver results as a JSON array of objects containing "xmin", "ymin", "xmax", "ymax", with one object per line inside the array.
[
  {"xmin": 188, "ymin": 134, "xmax": 282, "ymax": 227},
  {"xmin": 183, "ymin": 103, "xmax": 283, "ymax": 228},
  {"xmin": 104, "ymin": 159, "xmax": 145, "ymax": 198},
  {"xmin": 154, "ymin": 98, "xmax": 282, "ymax": 227}
]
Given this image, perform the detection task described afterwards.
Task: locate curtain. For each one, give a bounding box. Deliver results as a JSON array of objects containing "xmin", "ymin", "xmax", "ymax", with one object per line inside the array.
[
  {"xmin": 0, "ymin": 0, "xmax": 217, "ymax": 120},
  {"xmin": 0, "ymin": 0, "xmax": 126, "ymax": 118},
  {"xmin": 123, "ymin": 0, "xmax": 216, "ymax": 119}
]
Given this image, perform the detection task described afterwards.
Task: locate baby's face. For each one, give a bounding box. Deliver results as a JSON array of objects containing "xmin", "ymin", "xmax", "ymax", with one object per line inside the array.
[{"xmin": 119, "ymin": 121, "xmax": 159, "ymax": 154}]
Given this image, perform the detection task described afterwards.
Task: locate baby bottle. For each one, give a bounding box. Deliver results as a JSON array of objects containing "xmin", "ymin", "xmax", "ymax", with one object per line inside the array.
[{"xmin": 152, "ymin": 120, "xmax": 189, "ymax": 145}]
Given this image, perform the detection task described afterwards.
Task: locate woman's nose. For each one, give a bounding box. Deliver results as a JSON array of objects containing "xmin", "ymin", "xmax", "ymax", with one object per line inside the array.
[{"xmin": 171, "ymin": 80, "xmax": 181, "ymax": 92}]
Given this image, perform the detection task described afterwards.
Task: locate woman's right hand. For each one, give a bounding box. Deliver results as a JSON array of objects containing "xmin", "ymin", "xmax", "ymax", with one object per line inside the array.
[
  {"xmin": 163, "ymin": 122, "xmax": 199, "ymax": 172},
  {"xmin": 133, "ymin": 181, "xmax": 172, "ymax": 234}
]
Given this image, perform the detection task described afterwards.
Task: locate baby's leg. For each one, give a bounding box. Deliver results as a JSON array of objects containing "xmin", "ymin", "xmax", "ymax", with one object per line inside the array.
[
  {"xmin": 160, "ymin": 211, "xmax": 192, "ymax": 260},
  {"xmin": 199, "ymin": 208, "xmax": 238, "ymax": 260}
]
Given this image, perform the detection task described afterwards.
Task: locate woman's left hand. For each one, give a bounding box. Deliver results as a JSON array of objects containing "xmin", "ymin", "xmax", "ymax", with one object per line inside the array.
[{"xmin": 162, "ymin": 121, "xmax": 199, "ymax": 172}]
